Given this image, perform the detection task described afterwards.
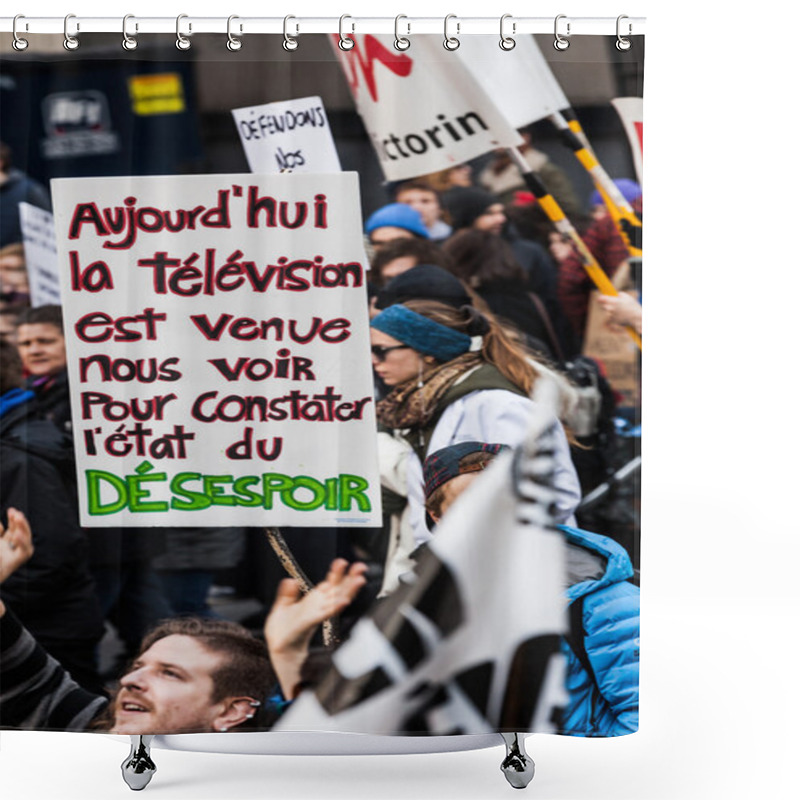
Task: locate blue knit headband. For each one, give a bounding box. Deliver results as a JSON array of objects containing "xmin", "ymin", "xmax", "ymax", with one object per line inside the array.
[{"xmin": 370, "ymin": 305, "xmax": 472, "ymax": 362}]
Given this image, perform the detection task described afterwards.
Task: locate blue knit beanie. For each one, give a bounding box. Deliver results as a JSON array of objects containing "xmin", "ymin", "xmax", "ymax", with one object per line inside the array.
[
  {"xmin": 365, "ymin": 203, "xmax": 429, "ymax": 239},
  {"xmin": 371, "ymin": 304, "xmax": 472, "ymax": 362}
]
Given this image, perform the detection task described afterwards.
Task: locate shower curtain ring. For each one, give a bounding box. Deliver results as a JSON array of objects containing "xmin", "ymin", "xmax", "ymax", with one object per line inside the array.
[
  {"xmin": 554, "ymin": 14, "xmax": 570, "ymax": 51},
  {"xmin": 122, "ymin": 15, "xmax": 138, "ymax": 51},
  {"xmin": 176, "ymin": 14, "xmax": 191, "ymax": 50},
  {"xmin": 63, "ymin": 14, "xmax": 79, "ymax": 51},
  {"xmin": 499, "ymin": 14, "xmax": 516, "ymax": 50},
  {"xmin": 394, "ymin": 15, "xmax": 410, "ymax": 50},
  {"xmin": 12, "ymin": 15, "xmax": 29, "ymax": 51},
  {"xmin": 443, "ymin": 14, "xmax": 460, "ymax": 51},
  {"xmin": 283, "ymin": 15, "xmax": 299, "ymax": 51},
  {"xmin": 227, "ymin": 15, "xmax": 243, "ymax": 51},
  {"xmin": 616, "ymin": 15, "xmax": 632, "ymax": 51},
  {"xmin": 338, "ymin": 15, "xmax": 355, "ymax": 50}
]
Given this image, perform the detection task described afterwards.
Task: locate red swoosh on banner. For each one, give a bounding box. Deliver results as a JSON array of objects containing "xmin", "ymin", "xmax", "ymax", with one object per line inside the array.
[{"xmin": 336, "ymin": 34, "xmax": 413, "ymax": 103}]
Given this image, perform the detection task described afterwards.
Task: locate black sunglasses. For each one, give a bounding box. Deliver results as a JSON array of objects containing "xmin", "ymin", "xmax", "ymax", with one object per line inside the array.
[{"xmin": 371, "ymin": 344, "xmax": 411, "ymax": 362}]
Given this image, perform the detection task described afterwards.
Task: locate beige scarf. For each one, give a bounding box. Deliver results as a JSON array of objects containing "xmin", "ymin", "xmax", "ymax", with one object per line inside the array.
[{"xmin": 376, "ymin": 352, "xmax": 483, "ymax": 431}]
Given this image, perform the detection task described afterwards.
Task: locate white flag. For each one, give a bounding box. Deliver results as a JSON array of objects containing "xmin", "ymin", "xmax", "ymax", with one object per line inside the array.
[
  {"xmin": 333, "ymin": 34, "xmax": 522, "ymax": 182},
  {"xmin": 456, "ymin": 35, "xmax": 570, "ymax": 130},
  {"xmin": 278, "ymin": 382, "xmax": 568, "ymax": 735},
  {"xmin": 611, "ymin": 98, "xmax": 644, "ymax": 184}
]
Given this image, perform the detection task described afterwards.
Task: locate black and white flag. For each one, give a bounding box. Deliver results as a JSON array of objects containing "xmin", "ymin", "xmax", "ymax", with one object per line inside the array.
[{"xmin": 277, "ymin": 381, "xmax": 569, "ymax": 735}]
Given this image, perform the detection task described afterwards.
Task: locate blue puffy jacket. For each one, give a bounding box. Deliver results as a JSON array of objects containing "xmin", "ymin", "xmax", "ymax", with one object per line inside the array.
[{"xmin": 558, "ymin": 525, "xmax": 639, "ymax": 737}]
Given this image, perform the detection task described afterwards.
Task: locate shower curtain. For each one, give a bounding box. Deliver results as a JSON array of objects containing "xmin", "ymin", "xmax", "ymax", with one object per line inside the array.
[{"xmin": 0, "ymin": 21, "xmax": 642, "ymax": 744}]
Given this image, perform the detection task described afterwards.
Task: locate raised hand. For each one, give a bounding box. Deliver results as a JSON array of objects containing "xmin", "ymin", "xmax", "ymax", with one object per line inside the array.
[
  {"xmin": 597, "ymin": 292, "xmax": 642, "ymax": 334},
  {"xmin": 264, "ymin": 558, "xmax": 367, "ymax": 699},
  {"xmin": 0, "ymin": 508, "xmax": 34, "ymax": 618},
  {"xmin": 266, "ymin": 558, "xmax": 367, "ymax": 655},
  {"xmin": 0, "ymin": 508, "xmax": 34, "ymax": 584}
]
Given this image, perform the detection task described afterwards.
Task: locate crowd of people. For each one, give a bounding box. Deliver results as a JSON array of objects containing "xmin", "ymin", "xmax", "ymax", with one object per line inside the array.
[{"xmin": 0, "ymin": 133, "xmax": 641, "ymax": 738}]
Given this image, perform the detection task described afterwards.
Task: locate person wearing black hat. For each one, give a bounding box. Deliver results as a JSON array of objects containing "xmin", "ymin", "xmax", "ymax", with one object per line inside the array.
[
  {"xmin": 441, "ymin": 186, "xmax": 576, "ymax": 357},
  {"xmin": 374, "ymin": 264, "xmax": 473, "ymax": 313},
  {"xmin": 442, "ymin": 228, "xmax": 569, "ymax": 360}
]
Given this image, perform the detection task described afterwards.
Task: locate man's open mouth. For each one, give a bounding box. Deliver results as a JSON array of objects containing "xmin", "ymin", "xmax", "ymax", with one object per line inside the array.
[{"xmin": 120, "ymin": 702, "xmax": 150, "ymax": 713}]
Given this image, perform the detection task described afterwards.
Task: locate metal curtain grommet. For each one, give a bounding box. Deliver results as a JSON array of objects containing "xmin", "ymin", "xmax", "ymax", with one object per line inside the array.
[
  {"xmin": 616, "ymin": 15, "xmax": 632, "ymax": 51},
  {"xmin": 63, "ymin": 14, "xmax": 79, "ymax": 51},
  {"xmin": 553, "ymin": 14, "xmax": 570, "ymax": 51},
  {"xmin": 394, "ymin": 15, "xmax": 410, "ymax": 50},
  {"xmin": 227, "ymin": 15, "xmax": 242, "ymax": 51},
  {"xmin": 338, "ymin": 15, "xmax": 355, "ymax": 50},
  {"xmin": 499, "ymin": 14, "xmax": 515, "ymax": 50},
  {"xmin": 176, "ymin": 14, "xmax": 191, "ymax": 50},
  {"xmin": 283, "ymin": 15, "xmax": 298, "ymax": 51},
  {"xmin": 12, "ymin": 15, "xmax": 29, "ymax": 51},
  {"xmin": 122, "ymin": 15, "xmax": 138, "ymax": 51},
  {"xmin": 443, "ymin": 14, "xmax": 460, "ymax": 51}
]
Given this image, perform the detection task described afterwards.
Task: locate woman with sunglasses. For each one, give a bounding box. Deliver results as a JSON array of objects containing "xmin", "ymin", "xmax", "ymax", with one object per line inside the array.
[{"xmin": 370, "ymin": 299, "xmax": 581, "ymax": 591}]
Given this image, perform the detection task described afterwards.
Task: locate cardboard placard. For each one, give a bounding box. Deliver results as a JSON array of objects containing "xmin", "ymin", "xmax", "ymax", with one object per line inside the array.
[{"xmin": 582, "ymin": 291, "xmax": 641, "ymax": 408}]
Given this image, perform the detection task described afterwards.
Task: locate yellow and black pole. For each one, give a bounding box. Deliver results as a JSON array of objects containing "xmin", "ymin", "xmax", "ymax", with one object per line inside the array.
[
  {"xmin": 551, "ymin": 109, "xmax": 642, "ymax": 257},
  {"xmin": 506, "ymin": 147, "xmax": 641, "ymax": 350}
]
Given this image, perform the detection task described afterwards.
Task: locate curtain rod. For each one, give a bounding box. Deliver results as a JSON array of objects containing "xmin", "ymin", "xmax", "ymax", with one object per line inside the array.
[{"xmin": 1, "ymin": 15, "xmax": 646, "ymax": 37}]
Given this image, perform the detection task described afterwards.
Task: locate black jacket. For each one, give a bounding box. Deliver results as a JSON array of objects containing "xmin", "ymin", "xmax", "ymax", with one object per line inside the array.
[{"xmin": 0, "ymin": 394, "xmax": 104, "ymax": 645}]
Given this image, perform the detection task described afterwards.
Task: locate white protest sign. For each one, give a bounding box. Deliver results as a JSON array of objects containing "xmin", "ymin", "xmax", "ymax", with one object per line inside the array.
[
  {"xmin": 51, "ymin": 173, "xmax": 381, "ymax": 528},
  {"xmin": 19, "ymin": 202, "xmax": 61, "ymax": 307},
  {"xmin": 455, "ymin": 35, "xmax": 570, "ymax": 130},
  {"xmin": 611, "ymin": 97, "xmax": 644, "ymax": 185},
  {"xmin": 333, "ymin": 34, "xmax": 522, "ymax": 181},
  {"xmin": 231, "ymin": 96, "xmax": 341, "ymax": 174}
]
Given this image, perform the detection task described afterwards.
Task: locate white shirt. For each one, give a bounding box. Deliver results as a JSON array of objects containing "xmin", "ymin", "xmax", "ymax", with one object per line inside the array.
[{"xmin": 404, "ymin": 389, "xmax": 581, "ymax": 545}]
